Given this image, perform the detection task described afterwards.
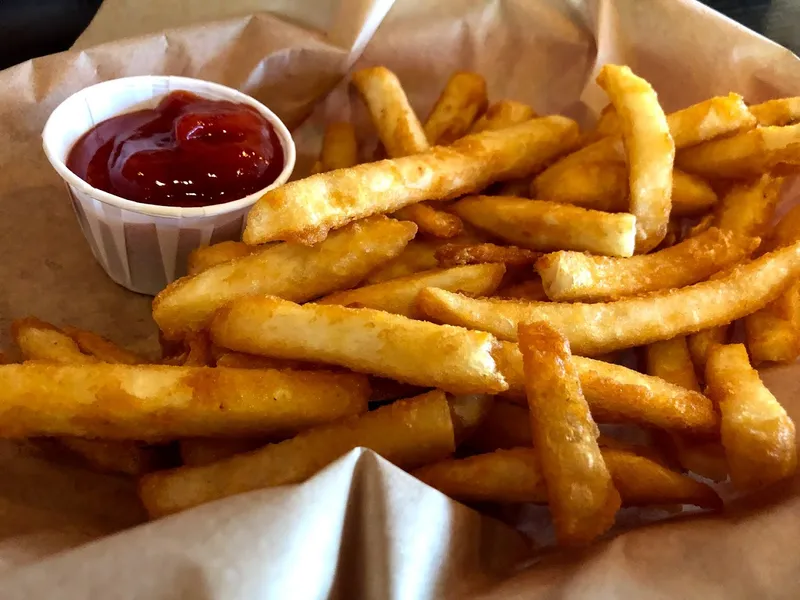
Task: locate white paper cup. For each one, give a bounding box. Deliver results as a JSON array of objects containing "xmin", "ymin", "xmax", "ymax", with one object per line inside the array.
[{"xmin": 42, "ymin": 76, "xmax": 296, "ymax": 295}]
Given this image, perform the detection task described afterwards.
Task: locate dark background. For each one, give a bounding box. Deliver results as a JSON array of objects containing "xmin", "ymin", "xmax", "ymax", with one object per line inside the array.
[{"xmin": 0, "ymin": 0, "xmax": 790, "ymax": 71}]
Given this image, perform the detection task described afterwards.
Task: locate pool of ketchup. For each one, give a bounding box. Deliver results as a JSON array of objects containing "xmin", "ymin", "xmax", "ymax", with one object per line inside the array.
[{"xmin": 66, "ymin": 91, "xmax": 285, "ymax": 208}]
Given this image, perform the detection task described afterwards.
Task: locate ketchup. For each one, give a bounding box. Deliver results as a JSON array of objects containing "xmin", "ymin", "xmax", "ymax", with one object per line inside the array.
[{"xmin": 66, "ymin": 91, "xmax": 284, "ymax": 208}]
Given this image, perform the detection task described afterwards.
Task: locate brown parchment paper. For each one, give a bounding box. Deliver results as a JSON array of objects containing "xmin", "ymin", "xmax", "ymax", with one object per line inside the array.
[{"xmin": 1, "ymin": 0, "xmax": 800, "ymax": 597}]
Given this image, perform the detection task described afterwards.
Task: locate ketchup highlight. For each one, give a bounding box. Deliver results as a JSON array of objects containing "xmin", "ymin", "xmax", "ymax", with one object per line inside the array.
[{"xmin": 66, "ymin": 91, "xmax": 284, "ymax": 208}]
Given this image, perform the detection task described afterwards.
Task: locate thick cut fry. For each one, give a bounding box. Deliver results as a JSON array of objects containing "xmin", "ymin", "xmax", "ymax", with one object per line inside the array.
[
  {"xmin": 687, "ymin": 325, "xmax": 729, "ymax": 376},
  {"xmin": 62, "ymin": 326, "xmax": 145, "ymax": 364},
  {"xmin": 214, "ymin": 352, "xmax": 315, "ymax": 371},
  {"xmin": 0, "ymin": 363, "xmax": 369, "ymax": 441},
  {"xmin": 187, "ymin": 241, "xmax": 257, "ymax": 276},
  {"xmin": 59, "ymin": 437, "xmax": 164, "ymax": 475},
  {"xmin": 519, "ymin": 321, "xmax": 620, "ymax": 544},
  {"xmin": 211, "ymin": 296, "xmax": 507, "ymax": 394},
  {"xmin": 676, "ymin": 124, "xmax": 800, "ymax": 179},
  {"xmin": 745, "ymin": 204, "xmax": 800, "ymax": 363},
  {"xmin": 706, "ymin": 344, "xmax": 797, "ymax": 490},
  {"xmin": 469, "ymin": 100, "xmax": 536, "ymax": 133},
  {"xmin": 435, "ymin": 243, "xmax": 541, "ymax": 267},
  {"xmin": 424, "ymin": 72, "xmax": 488, "ymax": 144},
  {"xmin": 318, "ymin": 122, "xmax": 359, "ymax": 172},
  {"xmin": 154, "ymin": 216, "xmax": 417, "ymax": 338},
  {"xmin": 12, "ymin": 317, "xmax": 95, "ymax": 363},
  {"xmin": 364, "ymin": 239, "xmax": 442, "ymax": 284},
  {"xmin": 451, "ymin": 195, "xmax": 637, "ymax": 257},
  {"xmin": 714, "ymin": 175, "xmax": 782, "ymax": 238},
  {"xmin": 749, "ymin": 97, "xmax": 800, "ymax": 127},
  {"xmin": 393, "ymin": 203, "xmax": 464, "ymax": 238},
  {"xmin": 243, "ymin": 117, "xmax": 579, "ymax": 244},
  {"xmin": 670, "ymin": 170, "xmax": 719, "ymax": 216},
  {"xmin": 140, "ymin": 390, "xmax": 456, "ymax": 518},
  {"xmin": 351, "ymin": 66, "xmax": 430, "ymax": 158},
  {"xmin": 179, "ymin": 438, "xmax": 268, "ymax": 467},
  {"xmin": 413, "ymin": 448, "xmax": 720, "ymax": 509},
  {"xmin": 645, "ymin": 337, "xmax": 729, "ymax": 481},
  {"xmin": 597, "ymin": 65, "xmax": 674, "ymax": 252},
  {"xmin": 535, "ymin": 228, "xmax": 759, "ymax": 302},
  {"xmin": 496, "ymin": 278, "xmax": 549, "ymax": 302},
  {"xmin": 419, "ymin": 240, "xmax": 800, "ymax": 355},
  {"xmin": 316, "ymin": 264, "xmax": 505, "ymax": 318}
]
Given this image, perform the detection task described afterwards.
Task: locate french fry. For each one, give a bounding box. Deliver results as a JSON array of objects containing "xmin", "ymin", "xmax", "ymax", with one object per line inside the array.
[
  {"xmin": 746, "ymin": 204, "xmax": 800, "ymax": 363},
  {"xmin": 58, "ymin": 437, "xmax": 165, "ymax": 476},
  {"xmin": 492, "ymin": 341, "xmax": 718, "ymax": 436},
  {"xmin": 187, "ymin": 241, "xmax": 258, "ymax": 276},
  {"xmin": 493, "ymin": 177, "xmax": 531, "ymax": 198},
  {"xmin": 448, "ymin": 394, "xmax": 495, "ymax": 445},
  {"xmin": 749, "ymin": 97, "xmax": 800, "ymax": 127},
  {"xmin": 139, "ymin": 390, "xmax": 456, "ymax": 518},
  {"xmin": 393, "ymin": 203, "xmax": 464, "ymax": 238},
  {"xmin": 12, "ymin": 317, "xmax": 96, "ymax": 364},
  {"xmin": 468, "ymin": 100, "xmax": 536, "ymax": 134},
  {"xmin": 179, "ymin": 438, "xmax": 268, "ymax": 467},
  {"xmin": 316, "ymin": 264, "xmax": 505, "ymax": 318},
  {"xmin": 211, "ymin": 295, "xmax": 507, "ymax": 395},
  {"xmin": 535, "ymin": 228, "xmax": 759, "ymax": 302},
  {"xmin": 413, "ymin": 447, "xmax": 720, "ymax": 509},
  {"xmin": 451, "ymin": 195, "xmax": 637, "ymax": 257},
  {"xmin": 495, "ymin": 278, "xmax": 549, "ymax": 302},
  {"xmin": 214, "ymin": 351, "xmax": 316, "ymax": 371},
  {"xmin": 0, "ymin": 363, "xmax": 369, "ymax": 441},
  {"xmin": 418, "ymin": 239, "xmax": 800, "ymax": 354},
  {"xmin": 318, "ymin": 122, "xmax": 359, "ymax": 172},
  {"xmin": 714, "ymin": 175, "xmax": 783, "ymax": 238},
  {"xmin": 579, "ymin": 104, "xmax": 619, "ymax": 145},
  {"xmin": 243, "ymin": 117, "xmax": 579, "ymax": 245},
  {"xmin": 687, "ymin": 325, "xmax": 730, "ymax": 376},
  {"xmin": 364, "ymin": 238, "xmax": 442, "ymax": 284},
  {"xmin": 676, "ymin": 124, "xmax": 800, "ymax": 179},
  {"xmin": 435, "ymin": 243, "xmax": 541, "ymax": 267},
  {"xmin": 670, "ymin": 170, "xmax": 719, "ymax": 216},
  {"xmin": 645, "ymin": 337, "xmax": 729, "ymax": 481},
  {"xmin": 181, "ymin": 333, "xmax": 214, "ymax": 367},
  {"xmin": 154, "ymin": 216, "xmax": 417, "ymax": 338},
  {"xmin": 519, "ymin": 321, "xmax": 620, "ymax": 544},
  {"xmin": 464, "ymin": 400, "xmax": 533, "ymax": 452},
  {"xmin": 706, "ymin": 344, "xmax": 797, "ymax": 490},
  {"xmin": 351, "ymin": 66, "xmax": 430, "ymax": 158},
  {"xmin": 424, "ymin": 72, "xmax": 488, "ymax": 144},
  {"xmin": 61, "ymin": 326, "xmax": 146, "ymax": 364},
  {"xmin": 597, "ymin": 64, "xmax": 675, "ymax": 252}
]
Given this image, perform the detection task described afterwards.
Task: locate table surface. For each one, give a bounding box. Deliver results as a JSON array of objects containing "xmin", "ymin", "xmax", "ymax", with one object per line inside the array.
[{"xmin": 0, "ymin": 0, "xmax": 797, "ymax": 70}]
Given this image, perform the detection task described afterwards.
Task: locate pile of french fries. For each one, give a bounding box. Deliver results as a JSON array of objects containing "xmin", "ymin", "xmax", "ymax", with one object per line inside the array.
[{"xmin": 4, "ymin": 63, "xmax": 800, "ymax": 546}]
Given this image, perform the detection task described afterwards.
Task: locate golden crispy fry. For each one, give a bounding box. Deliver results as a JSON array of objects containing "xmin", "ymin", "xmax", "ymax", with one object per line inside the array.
[
  {"xmin": 0, "ymin": 363, "xmax": 369, "ymax": 441},
  {"xmin": 448, "ymin": 394, "xmax": 495, "ymax": 445},
  {"xmin": 58, "ymin": 437, "xmax": 164, "ymax": 475},
  {"xmin": 61, "ymin": 326, "xmax": 145, "ymax": 364},
  {"xmin": 746, "ymin": 204, "xmax": 800, "ymax": 363},
  {"xmin": 316, "ymin": 264, "xmax": 505, "ymax": 318},
  {"xmin": 519, "ymin": 321, "xmax": 619, "ymax": 544},
  {"xmin": 597, "ymin": 64, "xmax": 674, "ymax": 252},
  {"xmin": 393, "ymin": 203, "xmax": 464, "ymax": 238},
  {"xmin": 419, "ymin": 240, "xmax": 800, "ymax": 354},
  {"xmin": 214, "ymin": 351, "xmax": 316, "ymax": 371},
  {"xmin": 451, "ymin": 195, "xmax": 637, "ymax": 257},
  {"xmin": 714, "ymin": 175, "xmax": 782, "ymax": 238},
  {"xmin": 687, "ymin": 325, "xmax": 729, "ymax": 376},
  {"xmin": 154, "ymin": 216, "xmax": 417, "ymax": 338},
  {"xmin": 140, "ymin": 390, "xmax": 456, "ymax": 518},
  {"xmin": 12, "ymin": 317, "xmax": 96, "ymax": 364},
  {"xmin": 211, "ymin": 295, "xmax": 507, "ymax": 394},
  {"xmin": 749, "ymin": 97, "xmax": 800, "ymax": 127},
  {"xmin": 469, "ymin": 100, "xmax": 537, "ymax": 133},
  {"xmin": 676, "ymin": 124, "xmax": 800, "ymax": 179},
  {"xmin": 435, "ymin": 243, "xmax": 541, "ymax": 267},
  {"xmin": 579, "ymin": 104, "xmax": 619, "ymax": 146},
  {"xmin": 364, "ymin": 239, "xmax": 442, "ymax": 284},
  {"xmin": 706, "ymin": 344, "xmax": 797, "ymax": 490},
  {"xmin": 318, "ymin": 122, "xmax": 359, "ymax": 172},
  {"xmin": 670, "ymin": 170, "xmax": 719, "ymax": 216},
  {"xmin": 187, "ymin": 241, "xmax": 258, "ymax": 276},
  {"xmin": 535, "ymin": 228, "xmax": 759, "ymax": 302},
  {"xmin": 496, "ymin": 278, "xmax": 549, "ymax": 302},
  {"xmin": 179, "ymin": 438, "xmax": 268, "ymax": 467},
  {"xmin": 351, "ymin": 66, "xmax": 429, "ymax": 157},
  {"xmin": 413, "ymin": 447, "xmax": 720, "ymax": 509},
  {"xmin": 494, "ymin": 341, "xmax": 712, "ymax": 435},
  {"xmin": 424, "ymin": 72, "xmax": 488, "ymax": 144},
  {"xmin": 243, "ymin": 117, "xmax": 579, "ymax": 245},
  {"xmin": 645, "ymin": 336, "xmax": 729, "ymax": 481}
]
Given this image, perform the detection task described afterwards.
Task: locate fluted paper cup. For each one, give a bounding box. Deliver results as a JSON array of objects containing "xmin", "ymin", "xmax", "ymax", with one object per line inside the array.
[{"xmin": 42, "ymin": 76, "xmax": 295, "ymax": 295}]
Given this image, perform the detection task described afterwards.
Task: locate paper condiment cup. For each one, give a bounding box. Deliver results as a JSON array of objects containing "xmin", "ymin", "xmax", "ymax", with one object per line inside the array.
[{"xmin": 42, "ymin": 76, "xmax": 296, "ymax": 296}]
